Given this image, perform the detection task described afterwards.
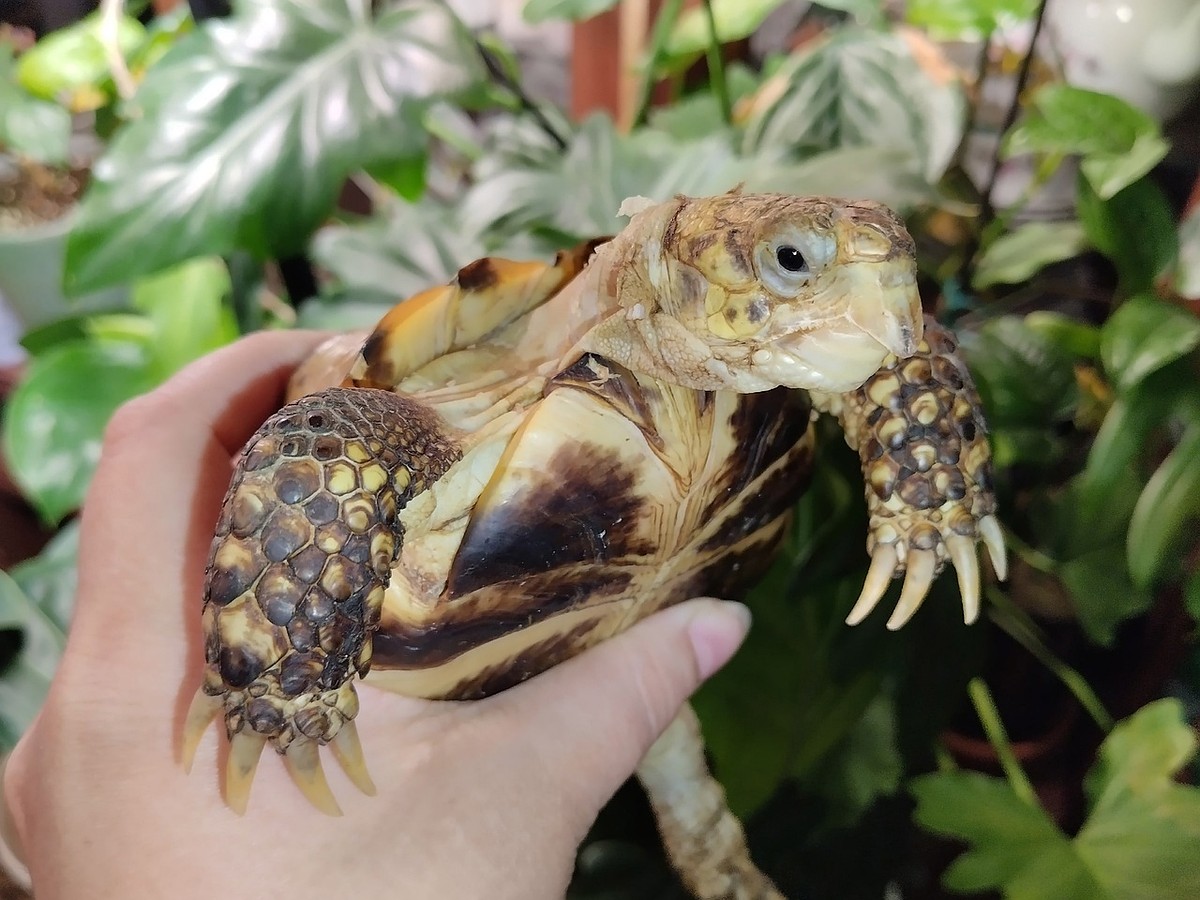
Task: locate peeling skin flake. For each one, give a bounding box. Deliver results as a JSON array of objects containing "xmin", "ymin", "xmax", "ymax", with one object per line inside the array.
[{"xmin": 618, "ymin": 195, "xmax": 657, "ymax": 218}]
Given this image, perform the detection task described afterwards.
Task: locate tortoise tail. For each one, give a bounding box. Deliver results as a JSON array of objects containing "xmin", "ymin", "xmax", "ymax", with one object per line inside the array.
[{"xmin": 181, "ymin": 386, "xmax": 461, "ymax": 814}]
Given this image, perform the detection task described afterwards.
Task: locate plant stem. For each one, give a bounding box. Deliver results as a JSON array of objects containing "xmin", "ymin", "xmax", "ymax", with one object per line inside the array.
[
  {"xmin": 987, "ymin": 587, "xmax": 1115, "ymax": 732},
  {"xmin": 632, "ymin": 0, "xmax": 684, "ymax": 128},
  {"xmin": 701, "ymin": 0, "xmax": 732, "ymax": 124},
  {"xmin": 99, "ymin": 0, "xmax": 137, "ymax": 100},
  {"xmin": 967, "ymin": 677, "xmax": 1039, "ymax": 808},
  {"xmin": 474, "ymin": 39, "xmax": 568, "ymax": 151},
  {"xmin": 977, "ymin": 0, "xmax": 1048, "ymax": 232},
  {"xmin": 961, "ymin": 0, "xmax": 1049, "ymax": 286}
]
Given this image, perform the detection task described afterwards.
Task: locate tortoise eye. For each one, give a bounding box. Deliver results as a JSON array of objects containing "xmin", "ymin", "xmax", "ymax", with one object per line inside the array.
[{"xmin": 775, "ymin": 245, "xmax": 807, "ymax": 273}]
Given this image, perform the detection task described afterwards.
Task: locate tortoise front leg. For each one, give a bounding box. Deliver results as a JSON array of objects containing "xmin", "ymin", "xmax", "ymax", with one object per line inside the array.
[
  {"xmin": 638, "ymin": 705, "xmax": 784, "ymax": 900},
  {"xmin": 180, "ymin": 387, "xmax": 461, "ymax": 814},
  {"xmin": 811, "ymin": 316, "xmax": 1006, "ymax": 630}
]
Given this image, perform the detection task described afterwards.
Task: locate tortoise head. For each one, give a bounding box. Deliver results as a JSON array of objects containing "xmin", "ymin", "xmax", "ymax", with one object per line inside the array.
[{"xmin": 585, "ymin": 191, "xmax": 923, "ymax": 393}]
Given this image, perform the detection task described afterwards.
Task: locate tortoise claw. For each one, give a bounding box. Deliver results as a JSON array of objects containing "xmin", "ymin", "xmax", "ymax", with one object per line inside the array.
[
  {"xmin": 886, "ymin": 549, "xmax": 937, "ymax": 631},
  {"xmin": 225, "ymin": 732, "xmax": 267, "ymax": 816},
  {"xmin": 979, "ymin": 515, "xmax": 1008, "ymax": 581},
  {"xmin": 846, "ymin": 544, "xmax": 897, "ymax": 626},
  {"xmin": 284, "ymin": 740, "xmax": 343, "ymax": 817},
  {"xmin": 946, "ymin": 534, "xmax": 981, "ymax": 625},
  {"xmin": 181, "ymin": 690, "xmax": 221, "ymax": 773},
  {"xmin": 331, "ymin": 721, "xmax": 377, "ymax": 797}
]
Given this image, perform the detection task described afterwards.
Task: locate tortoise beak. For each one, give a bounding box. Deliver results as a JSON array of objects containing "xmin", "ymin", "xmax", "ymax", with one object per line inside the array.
[{"xmin": 845, "ymin": 262, "xmax": 923, "ymax": 358}]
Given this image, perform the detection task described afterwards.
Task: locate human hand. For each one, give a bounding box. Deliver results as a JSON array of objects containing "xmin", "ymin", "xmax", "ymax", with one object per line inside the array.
[{"xmin": 2, "ymin": 330, "xmax": 750, "ymax": 900}]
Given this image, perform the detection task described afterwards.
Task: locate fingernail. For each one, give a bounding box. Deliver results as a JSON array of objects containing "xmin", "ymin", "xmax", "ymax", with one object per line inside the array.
[{"xmin": 687, "ymin": 600, "xmax": 752, "ymax": 680}]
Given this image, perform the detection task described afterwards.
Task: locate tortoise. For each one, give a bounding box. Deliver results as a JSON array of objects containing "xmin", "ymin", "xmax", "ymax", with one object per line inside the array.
[{"xmin": 181, "ymin": 190, "xmax": 1005, "ymax": 899}]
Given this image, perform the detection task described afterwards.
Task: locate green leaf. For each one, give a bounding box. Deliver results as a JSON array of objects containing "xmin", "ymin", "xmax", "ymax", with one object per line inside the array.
[
  {"xmin": 1100, "ymin": 295, "xmax": 1200, "ymax": 394},
  {"xmin": 130, "ymin": 257, "xmax": 239, "ymax": 378},
  {"xmin": 312, "ymin": 198, "xmax": 492, "ymax": 298},
  {"xmin": 740, "ymin": 27, "xmax": 965, "ymax": 181},
  {"xmin": 365, "ymin": 153, "xmax": 428, "ymax": 203},
  {"xmin": 522, "ymin": 0, "xmax": 618, "ymax": 23},
  {"xmin": 15, "ymin": 11, "xmax": 145, "ymax": 101},
  {"xmin": 1077, "ymin": 175, "xmax": 1177, "ymax": 295},
  {"xmin": 1057, "ymin": 541, "xmax": 1151, "ymax": 646},
  {"xmin": 1127, "ymin": 420, "xmax": 1200, "ymax": 588},
  {"xmin": 1003, "ymin": 85, "xmax": 1168, "ymax": 200},
  {"xmin": 0, "ymin": 51, "xmax": 72, "ymax": 163},
  {"xmin": 0, "ymin": 568, "xmax": 67, "ymax": 749},
  {"xmin": 973, "ymin": 222, "xmax": 1088, "ymax": 289},
  {"xmin": 0, "ymin": 339, "xmax": 154, "ymax": 523},
  {"xmin": 663, "ymin": 0, "xmax": 791, "ymax": 63},
  {"xmin": 912, "ymin": 771, "xmax": 1085, "ymax": 894},
  {"xmin": 9, "ymin": 521, "xmax": 80, "ymax": 634},
  {"xmin": 957, "ymin": 316, "xmax": 1079, "ymax": 431},
  {"xmin": 65, "ymin": 0, "xmax": 485, "ymax": 293},
  {"xmin": 1187, "ymin": 568, "xmax": 1200, "ymax": 623},
  {"xmin": 914, "ymin": 700, "xmax": 1200, "ymax": 899},
  {"xmin": 1022, "ymin": 311, "xmax": 1101, "ymax": 360},
  {"xmin": 1074, "ymin": 367, "xmax": 1185, "ymax": 530},
  {"xmin": 905, "ymin": 0, "xmax": 1036, "ymax": 37},
  {"xmin": 1075, "ymin": 700, "xmax": 1200, "ymax": 900},
  {"xmin": 810, "ymin": 693, "xmax": 904, "ymax": 826}
]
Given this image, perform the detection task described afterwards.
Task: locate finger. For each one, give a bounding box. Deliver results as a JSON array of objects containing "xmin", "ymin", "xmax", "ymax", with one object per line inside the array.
[
  {"xmin": 72, "ymin": 330, "xmax": 327, "ymax": 641},
  {"xmin": 489, "ymin": 598, "xmax": 750, "ymax": 814}
]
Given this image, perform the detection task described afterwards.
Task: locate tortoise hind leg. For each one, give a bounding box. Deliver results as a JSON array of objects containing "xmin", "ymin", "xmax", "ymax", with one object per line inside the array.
[
  {"xmin": 637, "ymin": 705, "xmax": 784, "ymax": 900},
  {"xmin": 181, "ymin": 386, "xmax": 461, "ymax": 814}
]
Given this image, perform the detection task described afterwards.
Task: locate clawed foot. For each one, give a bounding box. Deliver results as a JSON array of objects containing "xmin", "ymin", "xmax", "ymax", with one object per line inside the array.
[
  {"xmin": 180, "ymin": 686, "xmax": 375, "ymax": 816},
  {"xmin": 847, "ymin": 513, "xmax": 1007, "ymax": 631}
]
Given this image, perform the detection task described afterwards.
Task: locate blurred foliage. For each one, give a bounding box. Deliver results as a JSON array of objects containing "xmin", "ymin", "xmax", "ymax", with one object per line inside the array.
[
  {"xmin": 2, "ymin": 0, "xmax": 1199, "ymax": 896},
  {"xmin": 913, "ymin": 700, "xmax": 1200, "ymax": 899}
]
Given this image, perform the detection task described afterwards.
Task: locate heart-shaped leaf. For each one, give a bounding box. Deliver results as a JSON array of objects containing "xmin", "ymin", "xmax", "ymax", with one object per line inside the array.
[{"xmin": 65, "ymin": 0, "xmax": 484, "ymax": 293}]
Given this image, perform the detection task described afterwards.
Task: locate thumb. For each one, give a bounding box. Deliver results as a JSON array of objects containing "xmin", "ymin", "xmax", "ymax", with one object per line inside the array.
[{"xmin": 490, "ymin": 598, "xmax": 750, "ymax": 815}]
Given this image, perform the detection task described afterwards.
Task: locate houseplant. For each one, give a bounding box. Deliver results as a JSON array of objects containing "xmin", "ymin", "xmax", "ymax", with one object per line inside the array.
[{"xmin": 1, "ymin": 1, "xmax": 1197, "ymax": 897}]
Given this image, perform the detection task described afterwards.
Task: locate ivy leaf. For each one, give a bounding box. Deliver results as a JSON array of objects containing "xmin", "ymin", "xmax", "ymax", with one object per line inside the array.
[
  {"xmin": 522, "ymin": 0, "xmax": 619, "ymax": 23},
  {"xmin": 1100, "ymin": 295, "xmax": 1200, "ymax": 395},
  {"xmin": 0, "ymin": 568, "xmax": 68, "ymax": 749},
  {"xmin": 913, "ymin": 700, "xmax": 1200, "ymax": 899},
  {"xmin": 1003, "ymin": 85, "xmax": 1168, "ymax": 200},
  {"xmin": 65, "ymin": 0, "xmax": 484, "ymax": 293},
  {"xmin": 972, "ymin": 222, "xmax": 1088, "ymax": 289}
]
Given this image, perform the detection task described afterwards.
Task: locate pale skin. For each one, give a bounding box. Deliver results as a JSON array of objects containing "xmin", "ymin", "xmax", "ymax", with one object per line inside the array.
[{"xmin": 1, "ymin": 331, "xmax": 750, "ymax": 900}]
